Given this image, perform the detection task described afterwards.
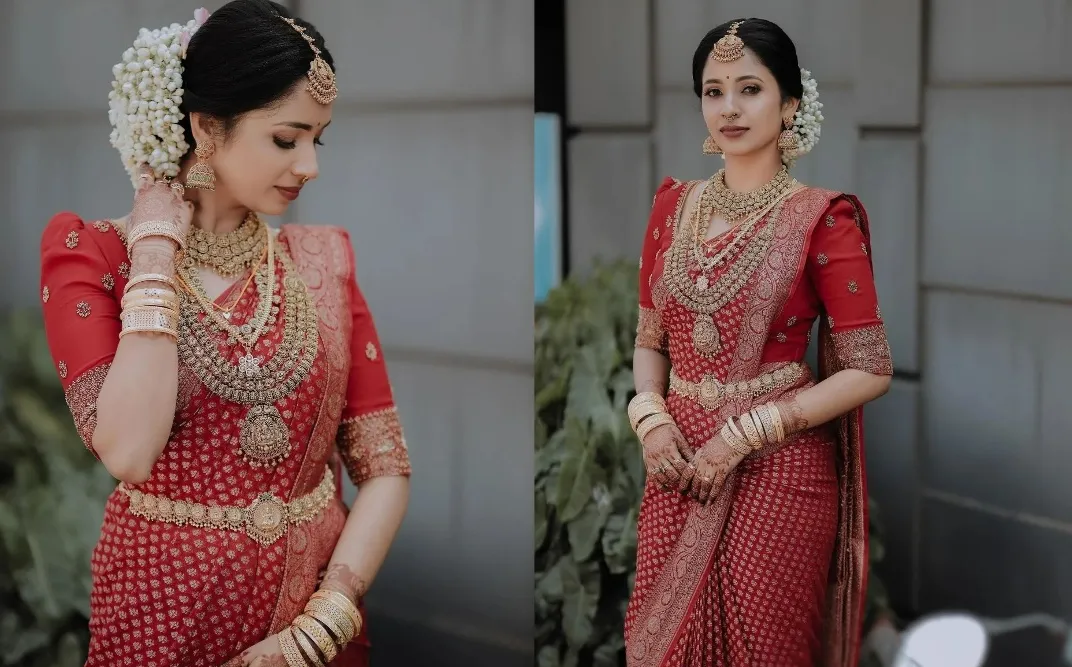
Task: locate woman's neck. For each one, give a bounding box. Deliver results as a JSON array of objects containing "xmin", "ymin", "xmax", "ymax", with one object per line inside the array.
[
  {"xmin": 721, "ymin": 148, "xmax": 785, "ymax": 193},
  {"xmin": 189, "ymin": 193, "xmax": 247, "ymax": 235}
]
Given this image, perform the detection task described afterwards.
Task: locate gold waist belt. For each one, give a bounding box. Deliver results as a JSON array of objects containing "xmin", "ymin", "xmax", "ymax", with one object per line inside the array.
[
  {"xmin": 669, "ymin": 362, "xmax": 809, "ymax": 410},
  {"xmin": 119, "ymin": 464, "xmax": 335, "ymax": 547}
]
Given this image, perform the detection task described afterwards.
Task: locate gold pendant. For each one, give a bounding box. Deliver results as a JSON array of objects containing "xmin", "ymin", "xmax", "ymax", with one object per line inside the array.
[
  {"xmin": 693, "ymin": 314, "xmax": 721, "ymax": 356},
  {"xmin": 239, "ymin": 404, "xmax": 291, "ymax": 467}
]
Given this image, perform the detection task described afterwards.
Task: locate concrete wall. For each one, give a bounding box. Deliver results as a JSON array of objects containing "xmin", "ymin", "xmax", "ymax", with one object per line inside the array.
[
  {"xmin": 0, "ymin": 2, "xmax": 533, "ymax": 665},
  {"xmin": 565, "ymin": 0, "xmax": 1072, "ymax": 627}
]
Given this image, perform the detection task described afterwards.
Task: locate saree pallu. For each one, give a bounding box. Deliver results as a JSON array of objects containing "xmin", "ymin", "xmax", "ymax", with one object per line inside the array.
[
  {"xmin": 627, "ymin": 179, "xmax": 891, "ymax": 667},
  {"xmin": 40, "ymin": 217, "xmax": 412, "ymax": 666}
]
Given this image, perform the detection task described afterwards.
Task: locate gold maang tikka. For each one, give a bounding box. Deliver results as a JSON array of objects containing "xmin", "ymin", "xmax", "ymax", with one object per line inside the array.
[
  {"xmin": 279, "ymin": 16, "xmax": 338, "ymax": 105},
  {"xmin": 711, "ymin": 21, "xmax": 746, "ymax": 62}
]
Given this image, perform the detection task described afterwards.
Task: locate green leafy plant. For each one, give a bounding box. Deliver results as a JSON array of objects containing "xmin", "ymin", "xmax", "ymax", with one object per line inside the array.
[
  {"xmin": 0, "ymin": 309, "xmax": 114, "ymax": 667},
  {"xmin": 534, "ymin": 261, "xmax": 891, "ymax": 667}
]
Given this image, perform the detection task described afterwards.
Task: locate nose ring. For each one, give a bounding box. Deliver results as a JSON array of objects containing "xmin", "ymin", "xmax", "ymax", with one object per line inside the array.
[{"xmin": 300, "ymin": 176, "xmax": 310, "ymax": 186}]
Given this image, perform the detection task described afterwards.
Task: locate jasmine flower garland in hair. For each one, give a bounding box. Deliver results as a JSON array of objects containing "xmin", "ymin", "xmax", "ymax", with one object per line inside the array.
[
  {"xmin": 783, "ymin": 68, "xmax": 823, "ymax": 168},
  {"xmin": 107, "ymin": 8, "xmax": 210, "ymax": 188}
]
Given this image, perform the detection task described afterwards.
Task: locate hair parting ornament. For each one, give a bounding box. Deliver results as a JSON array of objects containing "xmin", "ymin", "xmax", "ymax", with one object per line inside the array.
[
  {"xmin": 278, "ymin": 15, "xmax": 338, "ymax": 105},
  {"xmin": 708, "ymin": 19, "xmax": 824, "ymax": 167}
]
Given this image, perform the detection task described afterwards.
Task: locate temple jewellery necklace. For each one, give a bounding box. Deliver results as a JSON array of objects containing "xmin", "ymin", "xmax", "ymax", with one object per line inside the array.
[{"xmin": 176, "ymin": 217, "xmax": 319, "ymax": 468}]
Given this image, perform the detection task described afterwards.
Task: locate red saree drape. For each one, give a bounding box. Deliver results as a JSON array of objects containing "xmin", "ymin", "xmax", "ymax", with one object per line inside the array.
[
  {"xmin": 39, "ymin": 214, "xmax": 411, "ymax": 666},
  {"xmin": 625, "ymin": 178, "xmax": 892, "ymax": 667}
]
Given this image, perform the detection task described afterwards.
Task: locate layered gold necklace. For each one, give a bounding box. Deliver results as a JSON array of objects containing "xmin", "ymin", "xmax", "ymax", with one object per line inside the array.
[
  {"xmin": 665, "ymin": 171, "xmax": 799, "ymax": 357},
  {"xmin": 176, "ymin": 215, "xmax": 319, "ymax": 469},
  {"xmin": 185, "ymin": 212, "xmax": 268, "ymax": 277}
]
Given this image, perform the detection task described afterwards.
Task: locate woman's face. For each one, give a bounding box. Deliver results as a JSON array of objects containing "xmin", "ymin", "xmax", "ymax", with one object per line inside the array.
[
  {"xmin": 700, "ymin": 48, "xmax": 796, "ymax": 160},
  {"xmin": 196, "ymin": 83, "xmax": 333, "ymax": 216}
]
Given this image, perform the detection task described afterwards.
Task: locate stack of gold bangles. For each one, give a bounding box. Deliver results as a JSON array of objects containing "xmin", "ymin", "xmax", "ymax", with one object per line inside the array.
[
  {"xmin": 278, "ymin": 589, "xmax": 364, "ymax": 666},
  {"xmin": 119, "ymin": 211, "xmax": 187, "ymax": 341},
  {"xmin": 720, "ymin": 402, "xmax": 787, "ymax": 456},
  {"xmin": 628, "ymin": 392, "xmax": 672, "ymax": 443},
  {"xmin": 119, "ymin": 274, "xmax": 180, "ymax": 340}
]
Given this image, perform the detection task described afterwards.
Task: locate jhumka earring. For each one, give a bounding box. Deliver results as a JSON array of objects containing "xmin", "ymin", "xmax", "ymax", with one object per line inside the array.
[
  {"xmin": 777, "ymin": 116, "xmax": 799, "ymax": 152},
  {"xmin": 702, "ymin": 136, "xmax": 722, "ymax": 155},
  {"xmin": 185, "ymin": 143, "xmax": 216, "ymax": 191}
]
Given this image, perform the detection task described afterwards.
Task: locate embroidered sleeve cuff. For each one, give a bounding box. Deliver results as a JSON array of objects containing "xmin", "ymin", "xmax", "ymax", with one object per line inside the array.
[
  {"xmin": 63, "ymin": 364, "xmax": 110, "ymax": 459},
  {"xmin": 830, "ymin": 324, "xmax": 893, "ymax": 376},
  {"xmin": 336, "ymin": 406, "xmax": 412, "ymax": 485},
  {"xmin": 635, "ymin": 307, "xmax": 668, "ymax": 353}
]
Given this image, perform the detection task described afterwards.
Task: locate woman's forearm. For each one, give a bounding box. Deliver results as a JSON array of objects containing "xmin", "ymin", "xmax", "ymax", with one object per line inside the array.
[
  {"xmin": 634, "ymin": 347, "xmax": 671, "ymax": 396},
  {"xmin": 778, "ymin": 368, "xmax": 891, "ymax": 433},
  {"xmin": 92, "ymin": 240, "xmax": 180, "ymax": 484},
  {"xmin": 320, "ymin": 476, "xmax": 410, "ymax": 604}
]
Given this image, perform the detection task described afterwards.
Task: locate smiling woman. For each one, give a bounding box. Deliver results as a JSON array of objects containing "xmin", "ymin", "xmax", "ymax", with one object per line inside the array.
[
  {"xmin": 38, "ymin": 1, "xmax": 410, "ymax": 666},
  {"xmin": 625, "ymin": 17, "xmax": 892, "ymax": 667}
]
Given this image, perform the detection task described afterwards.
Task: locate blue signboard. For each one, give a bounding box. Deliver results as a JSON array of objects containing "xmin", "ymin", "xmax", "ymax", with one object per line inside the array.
[{"xmin": 535, "ymin": 113, "xmax": 562, "ymax": 302}]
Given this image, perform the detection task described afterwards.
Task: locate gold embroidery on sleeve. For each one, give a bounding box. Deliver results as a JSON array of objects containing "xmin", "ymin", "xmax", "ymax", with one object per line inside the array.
[
  {"xmin": 336, "ymin": 406, "xmax": 411, "ymax": 485},
  {"xmin": 635, "ymin": 306, "xmax": 668, "ymax": 353},
  {"xmin": 93, "ymin": 220, "xmax": 112, "ymax": 233},
  {"xmin": 847, "ymin": 280, "xmax": 858, "ymax": 294},
  {"xmin": 831, "ymin": 324, "xmax": 893, "ymax": 375},
  {"xmin": 118, "ymin": 262, "xmax": 131, "ymax": 278},
  {"xmin": 42, "ymin": 286, "xmax": 50, "ymax": 303},
  {"xmin": 58, "ymin": 361, "xmax": 68, "ymax": 379},
  {"xmin": 64, "ymin": 364, "xmax": 110, "ymax": 453},
  {"xmin": 102, "ymin": 273, "xmax": 115, "ymax": 291},
  {"xmin": 65, "ymin": 231, "xmax": 80, "ymax": 249},
  {"xmin": 76, "ymin": 301, "xmax": 91, "ymax": 318},
  {"xmin": 816, "ymin": 252, "xmax": 829, "ymax": 265},
  {"xmin": 365, "ymin": 342, "xmax": 378, "ymax": 361}
]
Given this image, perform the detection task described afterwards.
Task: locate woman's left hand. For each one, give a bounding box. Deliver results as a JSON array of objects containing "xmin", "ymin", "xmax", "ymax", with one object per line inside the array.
[
  {"xmin": 218, "ymin": 634, "xmax": 284, "ymax": 667},
  {"xmin": 686, "ymin": 435, "xmax": 747, "ymax": 504}
]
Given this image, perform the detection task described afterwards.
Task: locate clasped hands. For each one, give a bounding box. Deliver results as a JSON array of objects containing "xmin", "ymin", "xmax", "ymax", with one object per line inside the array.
[
  {"xmin": 629, "ymin": 391, "xmax": 793, "ymax": 505},
  {"xmin": 642, "ymin": 423, "xmax": 743, "ymax": 504}
]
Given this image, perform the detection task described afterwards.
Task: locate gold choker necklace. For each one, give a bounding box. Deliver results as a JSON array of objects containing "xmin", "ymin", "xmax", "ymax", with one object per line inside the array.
[
  {"xmin": 711, "ymin": 168, "xmax": 793, "ymax": 224},
  {"xmin": 186, "ymin": 213, "xmax": 267, "ymax": 277}
]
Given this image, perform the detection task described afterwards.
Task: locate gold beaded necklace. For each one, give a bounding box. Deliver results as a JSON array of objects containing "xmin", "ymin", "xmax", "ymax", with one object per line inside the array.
[
  {"xmin": 185, "ymin": 212, "xmax": 268, "ymax": 277},
  {"xmin": 708, "ymin": 167, "xmax": 794, "ymax": 225}
]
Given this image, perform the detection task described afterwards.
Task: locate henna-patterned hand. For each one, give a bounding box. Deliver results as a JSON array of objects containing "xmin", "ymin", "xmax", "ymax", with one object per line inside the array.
[
  {"xmin": 220, "ymin": 633, "xmax": 283, "ymax": 666},
  {"xmin": 687, "ymin": 435, "xmax": 746, "ymax": 504},
  {"xmin": 128, "ymin": 163, "xmax": 193, "ymax": 256},
  {"xmin": 642, "ymin": 423, "xmax": 695, "ymax": 490},
  {"xmin": 319, "ymin": 563, "xmax": 368, "ymax": 604}
]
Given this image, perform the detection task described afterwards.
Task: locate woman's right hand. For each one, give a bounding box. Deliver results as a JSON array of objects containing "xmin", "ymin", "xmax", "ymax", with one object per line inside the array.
[
  {"xmin": 128, "ymin": 164, "xmax": 194, "ymax": 253},
  {"xmin": 642, "ymin": 422, "xmax": 695, "ymax": 490}
]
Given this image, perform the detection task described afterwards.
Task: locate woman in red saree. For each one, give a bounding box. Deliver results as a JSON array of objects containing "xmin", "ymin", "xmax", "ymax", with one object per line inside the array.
[
  {"xmin": 39, "ymin": 2, "xmax": 409, "ymax": 665},
  {"xmin": 624, "ymin": 19, "xmax": 892, "ymax": 667}
]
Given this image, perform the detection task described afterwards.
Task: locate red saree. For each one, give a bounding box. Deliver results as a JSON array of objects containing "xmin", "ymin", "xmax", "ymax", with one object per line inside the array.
[
  {"xmin": 39, "ymin": 213, "xmax": 412, "ymax": 666},
  {"xmin": 625, "ymin": 178, "xmax": 893, "ymax": 667}
]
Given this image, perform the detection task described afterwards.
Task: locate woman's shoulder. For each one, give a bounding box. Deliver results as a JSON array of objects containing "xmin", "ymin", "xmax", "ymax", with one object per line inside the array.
[
  {"xmin": 41, "ymin": 211, "xmax": 128, "ymax": 260},
  {"xmin": 278, "ymin": 223, "xmax": 355, "ymax": 276}
]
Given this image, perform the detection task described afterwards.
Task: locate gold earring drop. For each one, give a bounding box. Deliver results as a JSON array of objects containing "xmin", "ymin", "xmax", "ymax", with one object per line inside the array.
[
  {"xmin": 777, "ymin": 117, "xmax": 799, "ymax": 152},
  {"xmin": 186, "ymin": 143, "xmax": 216, "ymax": 191},
  {"xmin": 702, "ymin": 136, "xmax": 722, "ymax": 155}
]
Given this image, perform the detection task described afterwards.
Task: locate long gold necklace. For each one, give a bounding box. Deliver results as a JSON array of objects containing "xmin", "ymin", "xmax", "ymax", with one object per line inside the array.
[
  {"xmin": 665, "ymin": 177, "xmax": 798, "ymax": 357},
  {"xmin": 177, "ymin": 230, "xmax": 320, "ymax": 469},
  {"xmin": 709, "ymin": 167, "xmax": 793, "ymax": 224},
  {"xmin": 186, "ymin": 212, "xmax": 267, "ymax": 277}
]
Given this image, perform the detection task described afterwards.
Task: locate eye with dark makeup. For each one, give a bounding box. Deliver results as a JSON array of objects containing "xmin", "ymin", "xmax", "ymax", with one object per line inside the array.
[{"xmin": 273, "ymin": 136, "xmax": 326, "ymax": 149}]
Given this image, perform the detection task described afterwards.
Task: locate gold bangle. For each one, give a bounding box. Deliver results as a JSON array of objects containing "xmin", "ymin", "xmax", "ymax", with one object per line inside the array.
[
  {"xmin": 755, "ymin": 404, "xmax": 782, "ymax": 444},
  {"xmin": 635, "ymin": 412, "xmax": 674, "ymax": 444},
  {"xmin": 124, "ymin": 273, "xmax": 176, "ymax": 293},
  {"xmin": 304, "ymin": 599, "xmax": 356, "ymax": 643},
  {"xmin": 127, "ymin": 220, "xmax": 186, "ymax": 250},
  {"xmin": 277, "ymin": 627, "xmax": 310, "ymax": 667},
  {"xmin": 628, "ymin": 393, "xmax": 667, "ymax": 431},
  {"xmin": 720, "ymin": 422, "xmax": 752, "ymax": 457},
  {"xmin": 309, "ymin": 590, "xmax": 362, "ymax": 636},
  {"xmin": 738, "ymin": 411, "xmax": 764, "ymax": 449},
  {"xmin": 293, "ymin": 614, "xmax": 338, "ymax": 662},
  {"xmin": 768, "ymin": 402, "xmax": 786, "ymax": 442},
  {"xmin": 748, "ymin": 406, "xmax": 774, "ymax": 445},
  {"xmin": 726, "ymin": 416, "xmax": 745, "ymax": 443},
  {"xmin": 290, "ymin": 625, "xmax": 326, "ymax": 667},
  {"xmin": 121, "ymin": 297, "xmax": 179, "ymax": 312}
]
